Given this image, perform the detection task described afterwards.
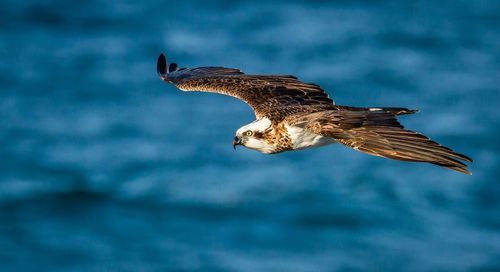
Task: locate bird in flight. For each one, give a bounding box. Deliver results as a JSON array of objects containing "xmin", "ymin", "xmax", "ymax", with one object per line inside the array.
[{"xmin": 157, "ymin": 53, "xmax": 472, "ymax": 174}]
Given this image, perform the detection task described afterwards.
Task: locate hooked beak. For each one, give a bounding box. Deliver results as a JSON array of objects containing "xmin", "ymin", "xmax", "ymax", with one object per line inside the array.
[{"xmin": 232, "ymin": 136, "xmax": 242, "ymax": 150}]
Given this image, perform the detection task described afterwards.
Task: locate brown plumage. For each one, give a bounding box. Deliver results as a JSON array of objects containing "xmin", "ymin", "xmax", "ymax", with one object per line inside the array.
[{"xmin": 157, "ymin": 53, "xmax": 472, "ymax": 174}]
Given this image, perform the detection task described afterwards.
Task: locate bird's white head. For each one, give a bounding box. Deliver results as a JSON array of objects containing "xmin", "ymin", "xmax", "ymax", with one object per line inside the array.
[{"xmin": 233, "ymin": 118, "xmax": 275, "ymax": 154}]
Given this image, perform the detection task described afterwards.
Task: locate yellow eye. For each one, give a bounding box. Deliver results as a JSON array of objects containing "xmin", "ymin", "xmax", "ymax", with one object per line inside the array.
[{"xmin": 244, "ymin": 130, "xmax": 253, "ymax": 137}]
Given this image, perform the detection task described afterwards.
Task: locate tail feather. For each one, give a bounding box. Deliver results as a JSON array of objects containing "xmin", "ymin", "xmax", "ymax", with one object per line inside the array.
[
  {"xmin": 378, "ymin": 107, "xmax": 419, "ymax": 116},
  {"xmin": 336, "ymin": 106, "xmax": 418, "ymax": 116}
]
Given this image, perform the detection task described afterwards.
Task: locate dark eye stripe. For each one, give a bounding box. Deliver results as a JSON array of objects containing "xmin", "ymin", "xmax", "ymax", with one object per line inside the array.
[{"xmin": 253, "ymin": 131, "xmax": 264, "ymax": 138}]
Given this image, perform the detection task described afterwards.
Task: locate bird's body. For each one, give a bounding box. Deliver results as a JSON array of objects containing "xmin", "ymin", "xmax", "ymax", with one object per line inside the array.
[
  {"xmin": 157, "ymin": 53, "xmax": 472, "ymax": 174},
  {"xmin": 233, "ymin": 117, "xmax": 336, "ymax": 153},
  {"xmin": 286, "ymin": 123, "xmax": 337, "ymax": 151}
]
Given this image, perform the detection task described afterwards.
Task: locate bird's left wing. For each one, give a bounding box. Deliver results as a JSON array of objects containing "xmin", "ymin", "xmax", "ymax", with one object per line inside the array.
[
  {"xmin": 157, "ymin": 54, "xmax": 335, "ymax": 122},
  {"xmin": 297, "ymin": 110, "xmax": 472, "ymax": 174}
]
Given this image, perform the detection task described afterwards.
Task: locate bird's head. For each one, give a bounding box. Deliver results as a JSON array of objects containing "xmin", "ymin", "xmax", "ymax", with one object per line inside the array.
[{"xmin": 233, "ymin": 118, "xmax": 274, "ymax": 154}]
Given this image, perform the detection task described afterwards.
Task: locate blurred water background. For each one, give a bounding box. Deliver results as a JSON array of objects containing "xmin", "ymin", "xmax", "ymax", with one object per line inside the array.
[{"xmin": 1, "ymin": 0, "xmax": 499, "ymax": 271}]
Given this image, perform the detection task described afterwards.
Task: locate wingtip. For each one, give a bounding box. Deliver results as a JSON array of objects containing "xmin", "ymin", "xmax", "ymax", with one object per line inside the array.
[
  {"xmin": 463, "ymin": 154, "xmax": 473, "ymax": 163},
  {"xmin": 447, "ymin": 164, "xmax": 472, "ymax": 175},
  {"xmin": 157, "ymin": 53, "xmax": 168, "ymax": 77},
  {"xmin": 461, "ymin": 167, "xmax": 472, "ymax": 175}
]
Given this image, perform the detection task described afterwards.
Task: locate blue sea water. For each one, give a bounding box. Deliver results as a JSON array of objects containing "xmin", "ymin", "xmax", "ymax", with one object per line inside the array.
[{"xmin": 1, "ymin": 0, "xmax": 499, "ymax": 271}]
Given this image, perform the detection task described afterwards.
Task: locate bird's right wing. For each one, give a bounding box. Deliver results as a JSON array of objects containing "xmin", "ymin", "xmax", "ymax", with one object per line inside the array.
[
  {"xmin": 157, "ymin": 54, "xmax": 335, "ymax": 122},
  {"xmin": 297, "ymin": 110, "xmax": 472, "ymax": 174}
]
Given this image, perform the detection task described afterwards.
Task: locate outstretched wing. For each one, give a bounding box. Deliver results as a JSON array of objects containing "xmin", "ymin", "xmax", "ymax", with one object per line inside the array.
[
  {"xmin": 157, "ymin": 54, "xmax": 334, "ymax": 122},
  {"xmin": 297, "ymin": 109, "xmax": 472, "ymax": 174}
]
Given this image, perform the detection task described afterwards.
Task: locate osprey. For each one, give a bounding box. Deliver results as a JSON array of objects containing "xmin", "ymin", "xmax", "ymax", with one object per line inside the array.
[{"xmin": 157, "ymin": 54, "xmax": 472, "ymax": 174}]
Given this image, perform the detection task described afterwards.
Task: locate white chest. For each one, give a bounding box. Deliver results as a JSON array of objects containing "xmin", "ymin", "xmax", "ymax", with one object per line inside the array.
[{"xmin": 285, "ymin": 125, "xmax": 336, "ymax": 150}]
